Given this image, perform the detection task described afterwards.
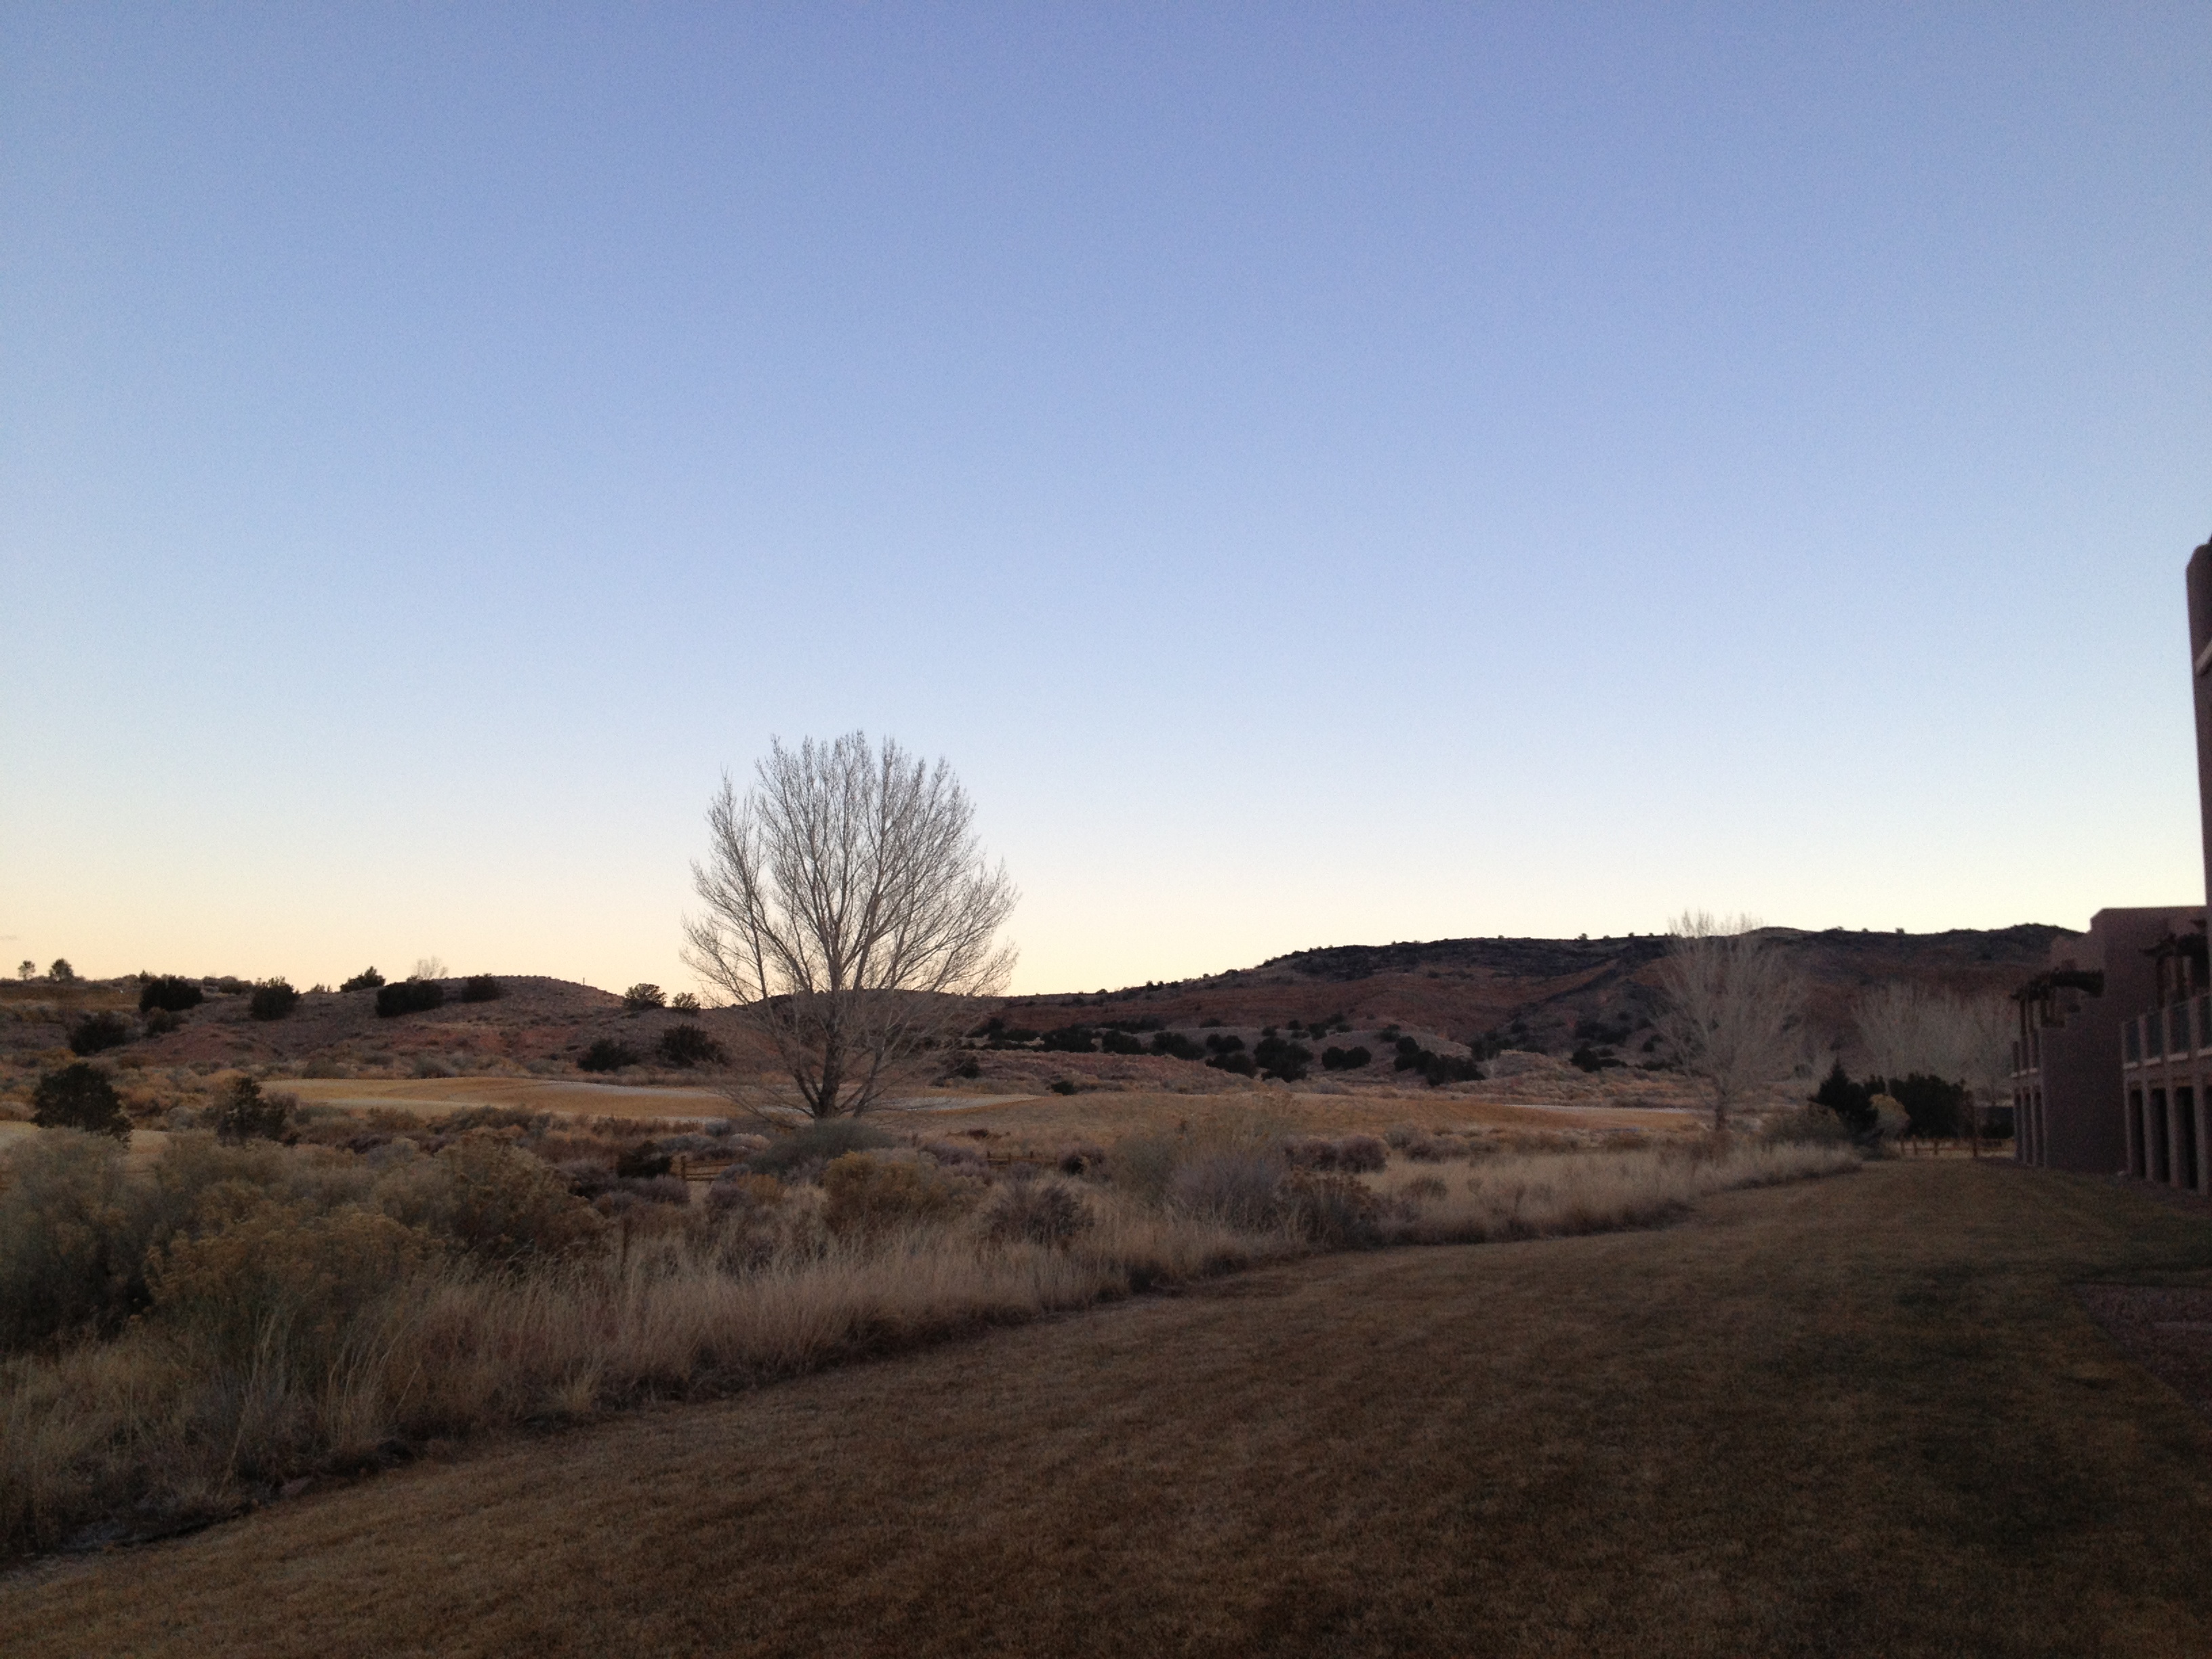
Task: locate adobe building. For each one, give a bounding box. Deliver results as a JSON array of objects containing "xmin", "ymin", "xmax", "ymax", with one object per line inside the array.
[
  {"xmin": 2013, "ymin": 909, "xmax": 2202, "ymax": 1173},
  {"xmin": 2012, "ymin": 531, "xmax": 2212, "ymax": 1178}
]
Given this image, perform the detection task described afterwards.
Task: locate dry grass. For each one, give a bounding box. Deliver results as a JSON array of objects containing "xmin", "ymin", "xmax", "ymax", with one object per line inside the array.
[
  {"xmin": 897, "ymin": 1085, "xmax": 1703, "ymax": 1149},
  {"xmin": 274, "ymin": 1073, "xmax": 1710, "ymax": 1138},
  {"xmin": 0, "ymin": 1136, "xmax": 1842, "ymax": 1561},
  {"xmin": 1374, "ymin": 1139, "xmax": 1858, "ymax": 1244},
  {"xmin": 7, "ymin": 1162, "xmax": 2212, "ymax": 1656},
  {"xmin": 0, "ymin": 1190, "xmax": 1269, "ymax": 1559}
]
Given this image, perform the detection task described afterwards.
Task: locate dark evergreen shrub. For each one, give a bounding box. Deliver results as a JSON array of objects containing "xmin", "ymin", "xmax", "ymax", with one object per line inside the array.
[
  {"xmin": 32, "ymin": 1063, "xmax": 129, "ymax": 1139},
  {"xmin": 670, "ymin": 991, "xmax": 701, "ymax": 1010},
  {"xmin": 213, "ymin": 1076, "xmax": 295, "ymax": 1144},
  {"xmin": 1204, "ymin": 1033, "xmax": 1245, "ymax": 1054},
  {"xmin": 248, "ymin": 979, "xmax": 300, "ymax": 1021},
  {"xmin": 341, "ymin": 967, "xmax": 386, "ymax": 991},
  {"xmin": 656, "ymin": 1023, "xmax": 726, "ymax": 1067},
  {"xmin": 1253, "ymin": 1036, "xmax": 1312, "ymax": 1081},
  {"xmin": 459, "ymin": 974, "xmax": 505, "ymax": 1003},
  {"xmin": 743, "ymin": 1118, "xmax": 891, "ymax": 1179},
  {"xmin": 66, "ymin": 1012, "xmax": 131, "ymax": 1056},
  {"xmin": 953, "ymin": 1057, "xmax": 982, "ymax": 1079},
  {"xmin": 1206, "ymin": 1051, "xmax": 1258, "ymax": 1077},
  {"xmin": 138, "ymin": 975, "xmax": 203, "ymax": 1014},
  {"xmin": 1418, "ymin": 1050, "xmax": 1483, "ymax": 1086},
  {"xmin": 1149, "ymin": 1031, "xmax": 1206, "ymax": 1060},
  {"xmin": 375, "ymin": 980, "xmax": 445, "ymax": 1017},
  {"xmin": 1039, "ymin": 1026, "xmax": 1097, "ymax": 1053},
  {"xmin": 615, "ymin": 1144, "xmax": 674, "ymax": 1179},
  {"xmin": 1568, "ymin": 1043, "xmax": 1622, "ymax": 1073},
  {"xmin": 1100, "ymin": 1029, "xmax": 1145, "ymax": 1057},
  {"xmin": 1050, "ymin": 1078, "xmax": 1080, "ymax": 1094},
  {"xmin": 1058, "ymin": 1144, "xmax": 1107, "ymax": 1175},
  {"xmin": 578, "ymin": 1038, "xmax": 641, "ymax": 1072},
  {"xmin": 621, "ymin": 983, "xmax": 666, "ymax": 1011},
  {"xmin": 1888, "ymin": 1073, "xmax": 1968, "ymax": 1140},
  {"xmin": 1811, "ymin": 1061, "xmax": 1878, "ymax": 1138},
  {"xmin": 1322, "ymin": 1045, "xmax": 1374, "ymax": 1070},
  {"xmin": 142, "ymin": 1008, "xmax": 180, "ymax": 1038}
]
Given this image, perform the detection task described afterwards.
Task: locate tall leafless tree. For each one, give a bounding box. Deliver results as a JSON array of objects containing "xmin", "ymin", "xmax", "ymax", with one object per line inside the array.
[
  {"xmin": 1853, "ymin": 982, "xmax": 1943, "ymax": 1084},
  {"xmin": 1852, "ymin": 983, "xmax": 2011, "ymax": 1155},
  {"xmin": 1654, "ymin": 912, "xmax": 1809, "ymax": 1133},
  {"xmin": 683, "ymin": 733, "xmax": 1018, "ymax": 1122}
]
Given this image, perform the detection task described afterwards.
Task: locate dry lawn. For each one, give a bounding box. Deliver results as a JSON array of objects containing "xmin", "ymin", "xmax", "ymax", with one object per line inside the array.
[
  {"xmin": 1, "ymin": 1140, "xmax": 1840, "ymax": 1555},
  {"xmin": 272, "ymin": 1075, "xmax": 1705, "ymax": 1143},
  {"xmin": 8, "ymin": 1160, "xmax": 2212, "ymax": 1656},
  {"xmin": 906, "ymin": 1086, "xmax": 1700, "ymax": 1149}
]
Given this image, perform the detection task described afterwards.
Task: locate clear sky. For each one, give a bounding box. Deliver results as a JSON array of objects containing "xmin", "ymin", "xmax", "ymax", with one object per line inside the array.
[{"xmin": 3, "ymin": 4, "xmax": 2209, "ymax": 997}]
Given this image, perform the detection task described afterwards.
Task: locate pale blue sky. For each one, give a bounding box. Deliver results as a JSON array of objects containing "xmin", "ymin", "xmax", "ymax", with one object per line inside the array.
[{"xmin": 3, "ymin": 4, "xmax": 2209, "ymax": 995}]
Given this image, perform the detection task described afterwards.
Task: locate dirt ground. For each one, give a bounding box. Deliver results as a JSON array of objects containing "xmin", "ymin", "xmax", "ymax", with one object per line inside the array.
[{"xmin": 8, "ymin": 1161, "xmax": 2212, "ymax": 1658}]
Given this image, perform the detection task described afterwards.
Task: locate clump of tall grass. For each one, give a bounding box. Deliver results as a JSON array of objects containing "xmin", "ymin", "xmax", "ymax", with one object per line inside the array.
[{"xmin": 1370, "ymin": 1140, "xmax": 1858, "ymax": 1245}]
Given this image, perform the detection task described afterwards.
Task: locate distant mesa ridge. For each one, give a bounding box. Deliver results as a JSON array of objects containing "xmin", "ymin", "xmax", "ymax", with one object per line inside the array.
[{"xmin": 1250, "ymin": 924, "xmax": 2076, "ymax": 987}]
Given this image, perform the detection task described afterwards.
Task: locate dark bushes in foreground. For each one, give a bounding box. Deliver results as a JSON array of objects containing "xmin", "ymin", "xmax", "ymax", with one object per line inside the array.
[
  {"xmin": 66, "ymin": 1012, "xmax": 131, "ymax": 1057},
  {"xmin": 248, "ymin": 979, "xmax": 300, "ymax": 1021},
  {"xmin": 376, "ymin": 980, "xmax": 445, "ymax": 1017},
  {"xmin": 459, "ymin": 975, "xmax": 505, "ymax": 1003},
  {"xmin": 1391, "ymin": 1036, "xmax": 1484, "ymax": 1086},
  {"xmin": 1252, "ymin": 1036, "xmax": 1312, "ymax": 1081},
  {"xmin": 578, "ymin": 1038, "xmax": 640, "ymax": 1073},
  {"xmin": 137, "ymin": 975, "xmax": 203, "ymax": 1015},
  {"xmin": 0, "ymin": 1126, "xmax": 603, "ymax": 1359},
  {"xmin": 743, "ymin": 1118, "xmax": 891, "ymax": 1180},
  {"xmin": 31, "ymin": 1065, "xmax": 130, "ymax": 1141},
  {"xmin": 657, "ymin": 1023, "xmax": 726, "ymax": 1067},
  {"xmin": 212, "ymin": 1076, "xmax": 295, "ymax": 1145}
]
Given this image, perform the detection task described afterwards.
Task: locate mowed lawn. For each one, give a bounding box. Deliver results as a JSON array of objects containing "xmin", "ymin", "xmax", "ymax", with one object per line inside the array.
[{"xmin": 8, "ymin": 1161, "xmax": 2212, "ymax": 1658}]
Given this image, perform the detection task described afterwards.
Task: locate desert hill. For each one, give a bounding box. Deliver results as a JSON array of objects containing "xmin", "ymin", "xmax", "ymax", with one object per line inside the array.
[
  {"xmin": 0, "ymin": 924, "xmax": 2072, "ymax": 1112},
  {"xmin": 998, "ymin": 923, "xmax": 2072, "ymax": 1057}
]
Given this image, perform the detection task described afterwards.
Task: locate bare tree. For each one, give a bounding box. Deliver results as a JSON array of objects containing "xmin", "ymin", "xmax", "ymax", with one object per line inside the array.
[
  {"xmin": 683, "ymin": 733, "xmax": 1018, "ymax": 1122},
  {"xmin": 1853, "ymin": 982, "xmax": 1942, "ymax": 1084},
  {"xmin": 1654, "ymin": 912, "xmax": 1809, "ymax": 1133},
  {"xmin": 1852, "ymin": 983, "xmax": 2010, "ymax": 1155},
  {"xmin": 1949, "ymin": 995, "xmax": 2013, "ymax": 1158}
]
